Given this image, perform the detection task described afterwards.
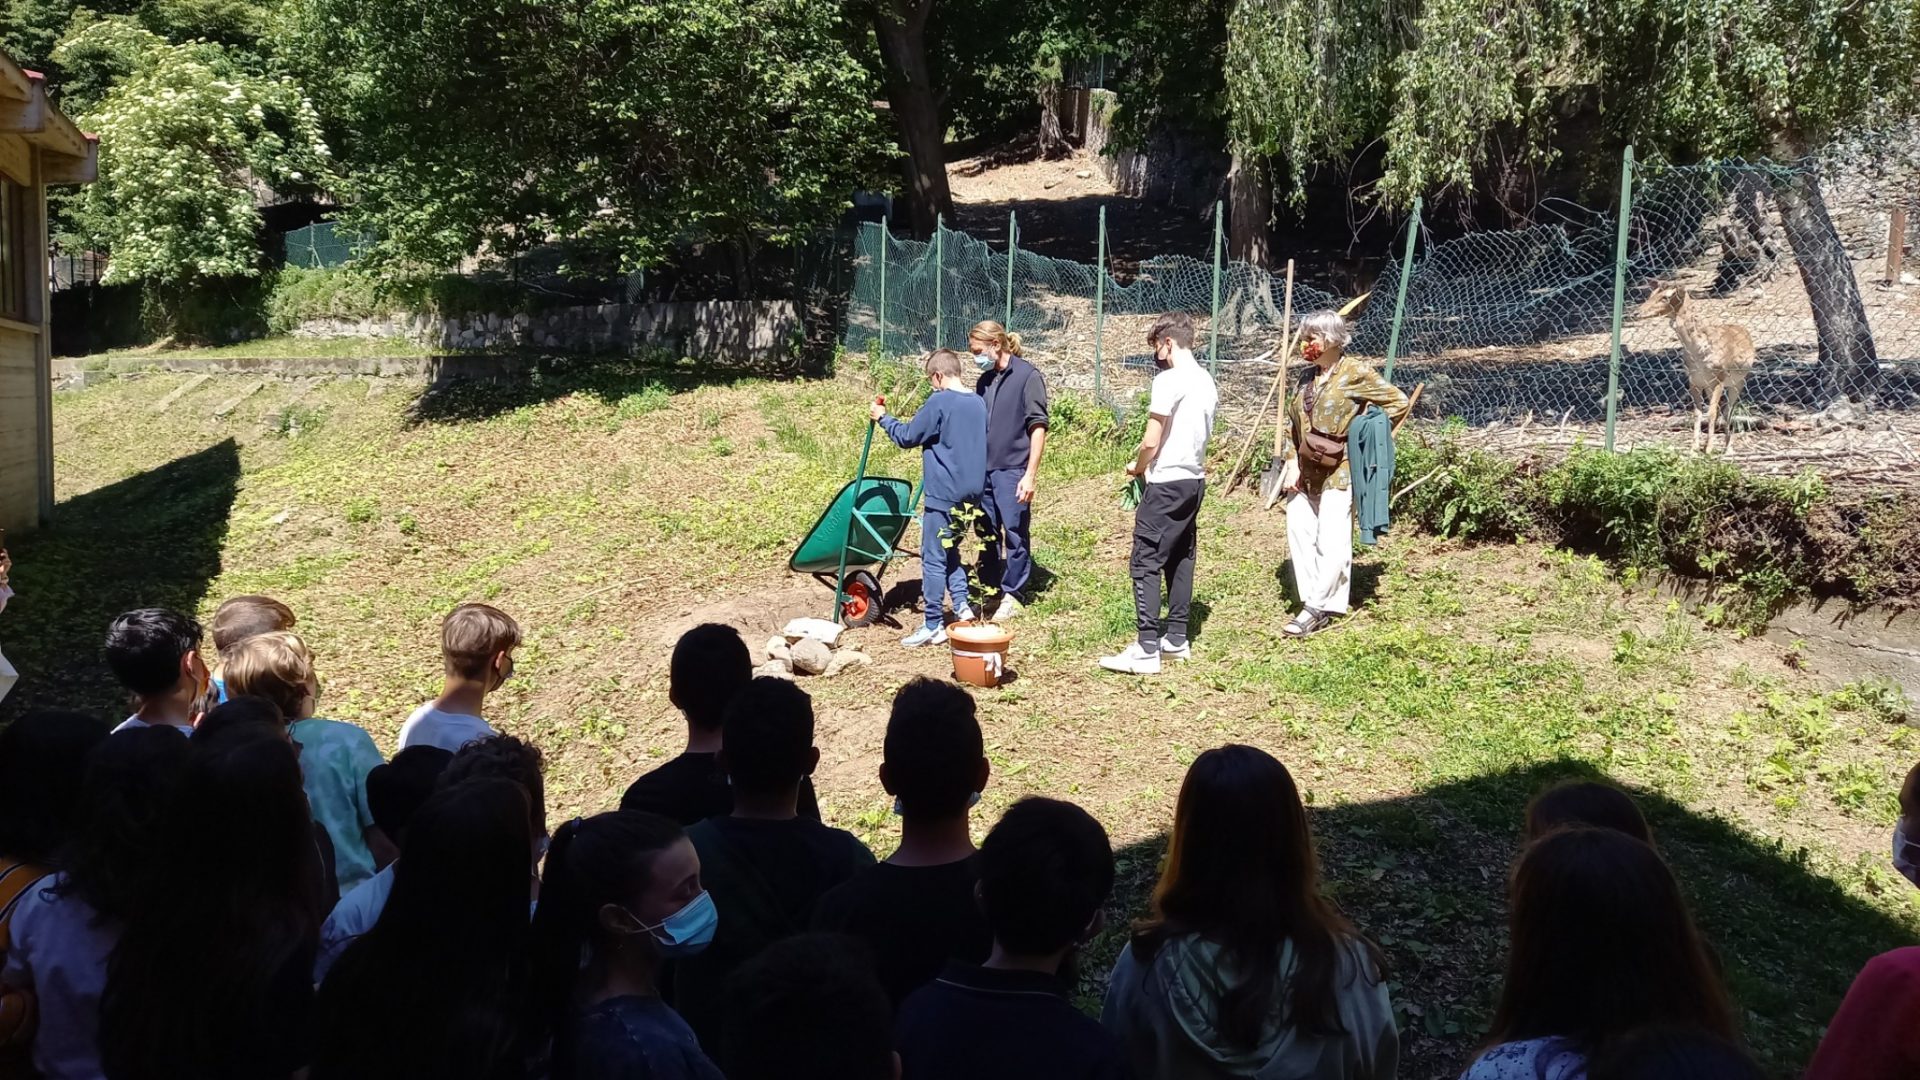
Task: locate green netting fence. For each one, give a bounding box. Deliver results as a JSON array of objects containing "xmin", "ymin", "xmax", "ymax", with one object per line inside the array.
[
  {"xmin": 844, "ymin": 131, "xmax": 1920, "ymax": 486},
  {"xmin": 281, "ymin": 221, "xmax": 376, "ymax": 269}
]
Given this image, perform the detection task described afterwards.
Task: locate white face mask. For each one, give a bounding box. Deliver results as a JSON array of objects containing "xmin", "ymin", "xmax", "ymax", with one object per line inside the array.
[{"xmin": 1894, "ymin": 819, "xmax": 1920, "ymax": 888}]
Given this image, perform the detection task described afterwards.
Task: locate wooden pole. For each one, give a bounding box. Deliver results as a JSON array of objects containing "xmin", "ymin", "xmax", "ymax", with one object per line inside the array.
[{"xmin": 1888, "ymin": 207, "xmax": 1908, "ymax": 285}]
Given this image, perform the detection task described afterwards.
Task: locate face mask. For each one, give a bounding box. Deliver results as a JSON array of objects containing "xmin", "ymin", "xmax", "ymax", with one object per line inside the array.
[
  {"xmin": 1894, "ymin": 820, "xmax": 1920, "ymax": 888},
  {"xmin": 893, "ymin": 792, "xmax": 982, "ymax": 816},
  {"xmin": 974, "ymin": 351, "xmax": 993, "ymax": 371},
  {"xmin": 632, "ymin": 890, "xmax": 719, "ymax": 958},
  {"xmin": 1302, "ymin": 339, "xmax": 1325, "ymax": 363}
]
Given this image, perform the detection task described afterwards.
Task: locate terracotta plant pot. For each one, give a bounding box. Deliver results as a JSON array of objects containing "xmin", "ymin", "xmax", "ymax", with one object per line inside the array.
[{"xmin": 947, "ymin": 621, "xmax": 1012, "ymax": 689}]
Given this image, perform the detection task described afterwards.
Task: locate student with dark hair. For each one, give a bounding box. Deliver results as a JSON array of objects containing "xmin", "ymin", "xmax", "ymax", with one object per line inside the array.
[
  {"xmin": 1461, "ymin": 827, "xmax": 1735, "ymax": 1079},
  {"xmin": 1804, "ymin": 946, "xmax": 1920, "ymax": 1080},
  {"xmin": 0, "ymin": 707, "xmax": 112, "ymax": 1050},
  {"xmin": 99, "ymin": 724, "xmax": 324, "ymax": 1080},
  {"xmin": 1589, "ymin": 1027, "xmax": 1763, "ymax": 1080},
  {"xmin": 672, "ymin": 678, "xmax": 874, "ymax": 1050},
  {"xmin": 528, "ymin": 810, "xmax": 722, "ymax": 1080},
  {"xmin": 1104, "ymin": 745, "xmax": 1395, "ymax": 1079},
  {"xmin": 725, "ymin": 933, "xmax": 896, "ymax": 1080},
  {"xmin": 191, "ymin": 693, "xmax": 290, "ymax": 745},
  {"xmin": 103, "ymin": 608, "xmax": 210, "ymax": 734},
  {"xmin": 814, "ymin": 678, "xmax": 991, "ymax": 1004},
  {"xmin": 317, "ymin": 736, "xmax": 544, "ymax": 981},
  {"xmin": 3, "ymin": 727, "xmax": 187, "ymax": 1079},
  {"xmin": 898, "ymin": 798, "xmax": 1123, "ymax": 1080},
  {"xmin": 1525, "ymin": 779, "xmax": 1653, "ymax": 844},
  {"xmin": 620, "ymin": 624, "xmax": 819, "ymax": 824},
  {"xmin": 316, "ymin": 746, "xmax": 456, "ymax": 983},
  {"xmin": 312, "ymin": 778, "xmax": 536, "ymax": 1080}
]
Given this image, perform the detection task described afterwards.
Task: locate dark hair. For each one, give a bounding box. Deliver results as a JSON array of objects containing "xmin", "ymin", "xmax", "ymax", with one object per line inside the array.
[
  {"xmin": 1132, "ymin": 745, "xmax": 1379, "ymax": 1049},
  {"xmin": 1485, "ymin": 827, "xmax": 1736, "ymax": 1058},
  {"xmin": 1146, "ymin": 312, "xmax": 1197, "ymax": 349},
  {"xmin": 884, "ymin": 678, "xmax": 984, "ymax": 819},
  {"xmin": 720, "ymin": 677, "xmax": 814, "ymax": 795},
  {"xmin": 1588, "ymin": 1027, "xmax": 1763, "ymax": 1080},
  {"xmin": 443, "ymin": 734, "xmax": 547, "ymax": 839},
  {"xmin": 104, "ymin": 608, "xmax": 203, "ymax": 697},
  {"xmin": 980, "ymin": 797, "xmax": 1113, "ymax": 956},
  {"xmin": 1526, "ymin": 780, "xmax": 1653, "ymax": 844},
  {"xmin": 368, "ymin": 746, "xmax": 455, "ymax": 840},
  {"xmin": 670, "ymin": 624, "xmax": 752, "ymax": 733},
  {"xmin": 528, "ymin": 811, "xmax": 688, "ymax": 1078},
  {"xmin": 52, "ymin": 726, "xmax": 191, "ymax": 921},
  {"xmin": 99, "ymin": 724, "xmax": 321, "ymax": 1080},
  {"xmin": 211, "ymin": 594, "xmax": 297, "ymax": 655},
  {"xmin": 0, "ymin": 708, "xmax": 112, "ymax": 864},
  {"xmin": 192, "ymin": 695, "xmax": 288, "ymax": 745},
  {"xmin": 723, "ymin": 933, "xmax": 894, "ymax": 1080},
  {"xmin": 312, "ymin": 778, "xmax": 534, "ymax": 1080}
]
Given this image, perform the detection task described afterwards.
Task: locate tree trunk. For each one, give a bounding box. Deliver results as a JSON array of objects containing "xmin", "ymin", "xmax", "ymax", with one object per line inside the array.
[
  {"xmin": 1773, "ymin": 165, "xmax": 1880, "ymax": 402},
  {"xmin": 1228, "ymin": 152, "xmax": 1273, "ymax": 268},
  {"xmin": 1038, "ymin": 86, "xmax": 1072, "ymax": 159},
  {"xmin": 871, "ymin": 0, "xmax": 952, "ymax": 239}
]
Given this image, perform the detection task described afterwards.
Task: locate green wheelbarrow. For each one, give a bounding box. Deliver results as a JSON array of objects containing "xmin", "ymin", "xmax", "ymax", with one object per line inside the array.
[{"xmin": 789, "ymin": 396, "xmax": 923, "ymax": 627}]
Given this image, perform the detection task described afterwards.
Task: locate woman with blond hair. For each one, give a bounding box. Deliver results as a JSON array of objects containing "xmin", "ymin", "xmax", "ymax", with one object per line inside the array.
[
  {"xmin": 1275, "ymin": 310, "xmax": 1408, "ymax": 638},
  {"xmin": 968, "ymin": 320, "xmax": 1049, "ymax": 622}
]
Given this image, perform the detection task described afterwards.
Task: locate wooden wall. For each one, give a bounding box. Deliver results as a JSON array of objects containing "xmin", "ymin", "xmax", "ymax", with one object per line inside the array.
[{"xmin": 0, "ymin": 325, "xmax": 38, "ymax": 534}]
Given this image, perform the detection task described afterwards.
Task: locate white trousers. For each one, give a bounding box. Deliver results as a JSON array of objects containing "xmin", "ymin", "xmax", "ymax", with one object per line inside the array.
[{"xmin": 1286, "ymin": 487, "xmax": 1354, "ymax": 614}]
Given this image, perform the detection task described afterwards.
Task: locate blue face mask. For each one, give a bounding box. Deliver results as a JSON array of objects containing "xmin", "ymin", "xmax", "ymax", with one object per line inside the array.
[
  {"xmin": 893, "ymin": 792, "xmax": 982, "ymax": 816},
  {"xmin": 974, "ymin": 351, "xmax": 993, "ymax": 371},
  {"xmin": 634, "ymin": 891, "xmax": 718, "ymax": 958}
]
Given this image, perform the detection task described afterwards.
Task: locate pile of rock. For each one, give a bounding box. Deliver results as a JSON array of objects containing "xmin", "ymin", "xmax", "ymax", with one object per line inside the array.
[{"xmin": 754, "ymin": 618, "xmax": 873, "ymax": 680}]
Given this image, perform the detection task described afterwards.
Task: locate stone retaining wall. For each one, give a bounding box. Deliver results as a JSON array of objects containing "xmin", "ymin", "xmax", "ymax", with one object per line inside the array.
[{"xmin": 292, "ymin": 300, "xmax": 799, "ymax": 363}]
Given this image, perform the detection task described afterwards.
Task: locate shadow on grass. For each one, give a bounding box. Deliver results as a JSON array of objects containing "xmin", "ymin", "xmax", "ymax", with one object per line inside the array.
[
  {"xmin": 1273, "ymin": 558, "xmax": 1386, "ymax": 613},
  {"xmin": 403, "ymin": 354, "xmax": 794, "ymax": 426},
  {"xmin": 0, "ymin": 439, "xmax": 241, "ymax": 722},
  {"xmin": 1074, "ymin": 758, "xmax": 1905, "ymax": 1079}
]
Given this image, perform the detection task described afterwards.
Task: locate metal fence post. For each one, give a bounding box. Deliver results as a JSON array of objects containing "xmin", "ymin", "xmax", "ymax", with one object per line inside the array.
[
  {"xmin": 1004, "ymin": 210, "xmax": 1018, "ymax": 330},
  {"xmin": 877, "ymin": 216, "xmax": 888, "ymax": 355},
  {"xmin": 1605, "ymin": 145, "xmax": 1636, "ymax": 453},
  {"xmin": 1094, "ymin": 205, "xmax": 1107, "ymax": 400},
  {"xmin": 934, "ymin": 214, "xmax": 944, "ymax": 349},
  {"xmin": 1383, "ymin": 195, "xmax": 1421, "ymax": 384},
  {"xmin": 1208, "ymin": 200, "xmax": 1223, "ymax": 374}
]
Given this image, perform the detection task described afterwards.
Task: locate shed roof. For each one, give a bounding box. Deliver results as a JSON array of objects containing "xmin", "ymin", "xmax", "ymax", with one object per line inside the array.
[{"xmin": 0, "ymin": 48, "xmax": 98, "ymax": 184}]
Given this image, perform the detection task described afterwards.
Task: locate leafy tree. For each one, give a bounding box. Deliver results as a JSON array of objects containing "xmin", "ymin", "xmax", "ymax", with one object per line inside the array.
[
  {"xmin": 57, "ymin": 20, "xmax": 334, "ymax": 287},
  {"xmin": 288, "ymin": 0, "xmax": 889, "ymax": 272},
  {"xmin": 1227, "ymin": 0, "xmax": 1920, "ymax": 397}
]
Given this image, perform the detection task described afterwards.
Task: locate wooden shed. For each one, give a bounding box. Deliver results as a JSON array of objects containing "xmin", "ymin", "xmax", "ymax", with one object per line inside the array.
[{"xmin": 0, "ymin": 49, "xmax": 95, "ymax": 535}]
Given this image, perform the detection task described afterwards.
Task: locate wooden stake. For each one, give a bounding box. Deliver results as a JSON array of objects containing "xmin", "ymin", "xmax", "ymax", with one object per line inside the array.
[{"xmin": 1889, "ymin": 207, "xmax": 1908, "ymax": 285}]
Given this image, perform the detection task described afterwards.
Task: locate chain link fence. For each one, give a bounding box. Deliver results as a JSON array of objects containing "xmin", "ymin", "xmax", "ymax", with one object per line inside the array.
[
  {"xmin": 843, "ymin": 131, "xmax": 1920, "ymax": 489},
  {"xmin": 280, "ymin": 220, "xmax": 376, "ymax": 269}
]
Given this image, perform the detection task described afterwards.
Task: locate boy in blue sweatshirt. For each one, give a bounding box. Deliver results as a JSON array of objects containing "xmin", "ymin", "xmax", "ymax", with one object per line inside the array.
[{"xmin": 871, "ymin": 349, "xmax": 989, "ymax": 647}]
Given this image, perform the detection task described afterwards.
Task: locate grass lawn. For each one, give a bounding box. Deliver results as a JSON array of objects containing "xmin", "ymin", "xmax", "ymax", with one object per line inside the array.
[{"xmin": 7, "ymin": 357, "xmax": 1917, "ymax": 1077}]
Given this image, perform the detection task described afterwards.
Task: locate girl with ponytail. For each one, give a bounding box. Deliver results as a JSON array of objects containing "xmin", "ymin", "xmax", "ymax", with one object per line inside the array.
[
  {"xmin": 527, "ymin": 810, "xmax": 722, "ymax": 1080},
  {"xmin": 967, "ymin": 319, "xmax": 1051, "ymax": 622}
]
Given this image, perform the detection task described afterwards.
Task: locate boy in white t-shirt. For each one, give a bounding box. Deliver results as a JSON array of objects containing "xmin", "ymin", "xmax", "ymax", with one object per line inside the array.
[
  {"xmin": 397, "ymin": 602, "xmax": 521, "ymax": 752},
  {"xmin": 1101, "ymin": 313, "xmax": 1218, "ymax": 675}
]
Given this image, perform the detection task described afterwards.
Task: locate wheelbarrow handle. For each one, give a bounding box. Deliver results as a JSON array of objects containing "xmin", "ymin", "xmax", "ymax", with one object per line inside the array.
[{"xmin": 833, "ymin": 397, "xmax": 887, "ymax": 623}]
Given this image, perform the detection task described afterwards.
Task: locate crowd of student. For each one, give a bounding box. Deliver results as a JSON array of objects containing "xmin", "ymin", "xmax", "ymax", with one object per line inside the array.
[{"xmin": 0, "ymin": 593, "xmax": 1916, "ymax": 1080}]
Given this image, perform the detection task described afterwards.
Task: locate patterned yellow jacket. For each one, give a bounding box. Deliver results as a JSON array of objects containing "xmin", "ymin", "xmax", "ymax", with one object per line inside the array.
[{"xmin": 1279, "ymin": 352, "xmax": 1410, "ymax": 493}]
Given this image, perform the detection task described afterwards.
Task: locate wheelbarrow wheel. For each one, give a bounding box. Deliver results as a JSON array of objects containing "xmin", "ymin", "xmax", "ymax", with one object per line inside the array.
[{"xmin": 841, "ymin": 570, "xmax": 884, "ymax": 628}]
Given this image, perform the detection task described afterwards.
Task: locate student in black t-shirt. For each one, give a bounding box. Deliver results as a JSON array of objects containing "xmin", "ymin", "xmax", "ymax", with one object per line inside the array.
[
  {"xmin": 723, "ymin": 933, "xmax": 897, "ymax": 1080},
  {"xmin": 896, "ymin": 797, "xmax": 1128, "ymax": 1080},
  {"xmin": 813, "ymin": 678, "xmax": 992, "ymax": 1004},
  {"xmin": 620, "ymin": 624, "xmax": 819, "ymax": 823},
  {"xmin": 671, "ymin": 677, "xmax": 875, "ymax": 1052}
]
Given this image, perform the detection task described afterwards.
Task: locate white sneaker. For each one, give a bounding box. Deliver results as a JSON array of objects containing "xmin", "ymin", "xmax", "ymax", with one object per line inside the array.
[
  {"xmin": 1098, "ymin": 642, "xmax": 1162, "ymax": 675},
  {"xmin": 901, "ymin": 625, "xmax": 948, "ymax": 648},
  {"xmin": 1159, "ymin": 638, "xmax": 1192, "ymax": 661},
  {"xmin": 991, "ymin": 595, "xmax": 1024, "ymax": 621}
]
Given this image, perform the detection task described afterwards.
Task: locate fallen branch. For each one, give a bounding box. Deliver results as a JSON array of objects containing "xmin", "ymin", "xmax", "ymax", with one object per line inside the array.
[{"xmin": 1392, "ymin": 466, "xmax": 1445, "ymax": 506}]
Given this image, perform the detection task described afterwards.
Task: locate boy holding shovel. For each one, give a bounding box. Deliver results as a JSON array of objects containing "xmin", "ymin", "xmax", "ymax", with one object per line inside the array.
[{"xmin": 871, "ymin": 349, "xmax": 989, "ymax": 647}]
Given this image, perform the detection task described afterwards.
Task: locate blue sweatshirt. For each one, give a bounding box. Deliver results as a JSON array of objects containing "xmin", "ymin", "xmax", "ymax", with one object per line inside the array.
[{"xmin": 880, "ymin": 389, "xmax": 988, "ymax": 511}]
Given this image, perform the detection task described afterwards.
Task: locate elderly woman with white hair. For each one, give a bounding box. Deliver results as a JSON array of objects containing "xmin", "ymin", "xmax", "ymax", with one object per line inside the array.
[{"xmin": 1275, "ymin": 310, "xmax": 1409, "ymax": 637}]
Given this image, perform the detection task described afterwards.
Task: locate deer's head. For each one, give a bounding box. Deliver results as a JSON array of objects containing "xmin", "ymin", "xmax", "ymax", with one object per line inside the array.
[{"xmin": 1635, "ymin": 284, "xmax": 1690, "ymax": 319}]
